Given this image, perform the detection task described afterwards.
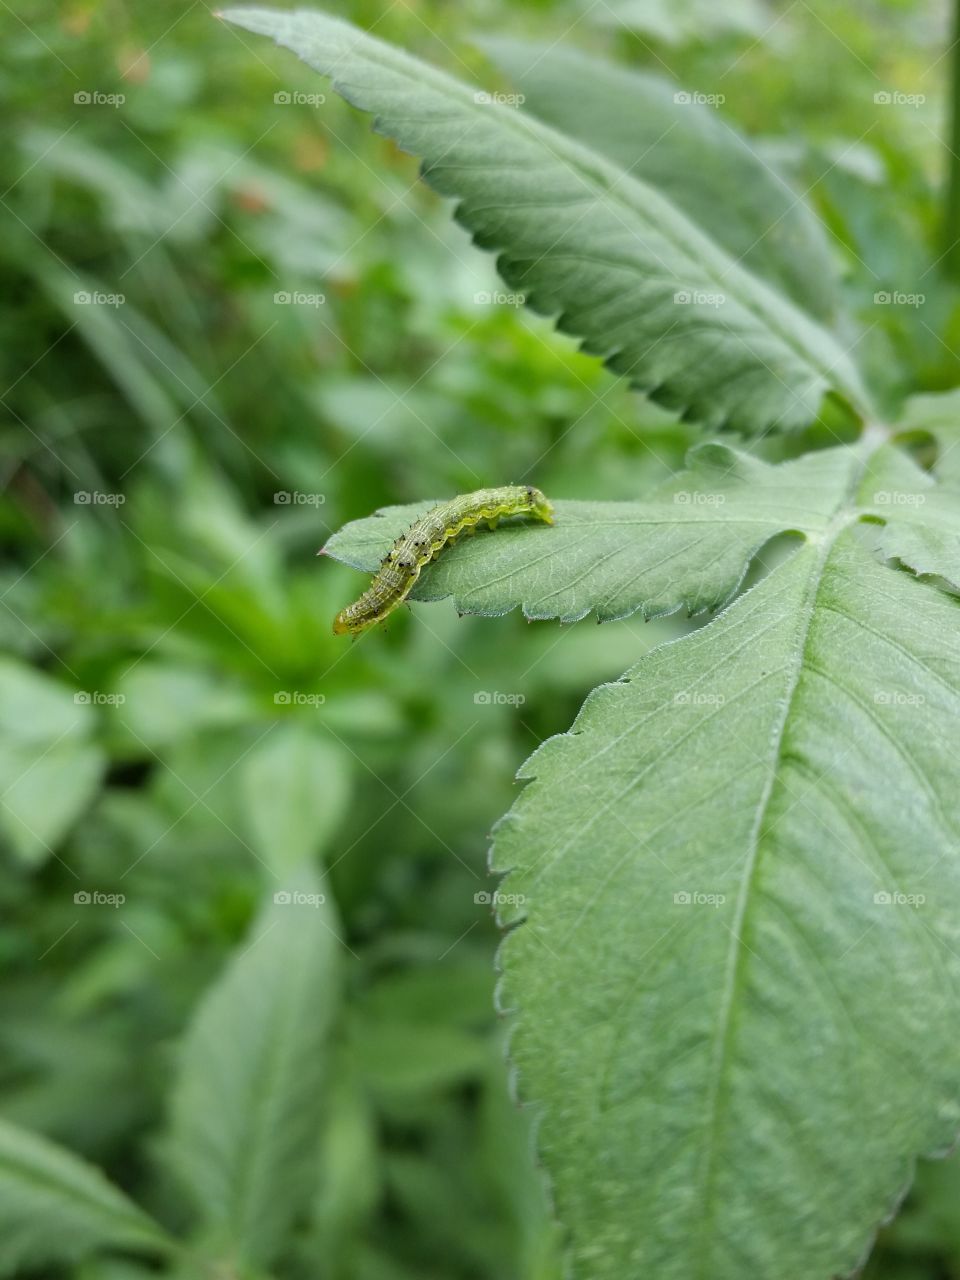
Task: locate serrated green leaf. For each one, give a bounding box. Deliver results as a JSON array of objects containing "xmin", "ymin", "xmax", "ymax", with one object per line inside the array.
[
  {"xmin": 166, "ymin": 868, "xmax": 341, "ymax": 1267},
  {"xmin": 220, "ymin": 7, "xmax": 870, "ymax": 434},
  {"xmin": 324, "ymin": 445, "xmax": 852, "ymax": 622},
  {"xmin": 478, "ymin": 41, "xmax": 839, "ymax": 321},
  {"xmin": 0, "ymin": 1117, "xmax": 172, "ymax": 1276},
  {"xmin": 491, "ymin": 518, "xmax": 960, "ymax": 1279},
  {"xmin": 858, "ymin": 445, "xmax": 960, "ymax": 590}
]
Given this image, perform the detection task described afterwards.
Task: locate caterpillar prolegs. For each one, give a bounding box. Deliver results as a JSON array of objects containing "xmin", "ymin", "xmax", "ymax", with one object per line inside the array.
[{"xmin": 332, "ymin": 485, "xmax": 554, "ymax": 636}]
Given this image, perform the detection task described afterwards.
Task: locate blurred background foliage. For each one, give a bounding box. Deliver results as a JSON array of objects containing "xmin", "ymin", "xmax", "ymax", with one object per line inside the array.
[{"xmin": 3, "ymin": 0, "xmax": 960, "ymax": 1276}]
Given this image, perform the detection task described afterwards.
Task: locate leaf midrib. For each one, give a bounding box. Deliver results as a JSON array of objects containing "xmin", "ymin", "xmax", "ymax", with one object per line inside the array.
[{"xmin": 692, "ymin": 494, "xmax": 870, "ymax": 1275}]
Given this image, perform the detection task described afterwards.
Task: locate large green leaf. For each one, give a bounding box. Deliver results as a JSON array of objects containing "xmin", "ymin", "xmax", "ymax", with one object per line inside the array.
[
  {"xmin": 0, "ymin": 1117, "xmax": 172, "ymax": 1276},
  {"xmin": 324, "ymin": 443, "xmax": 953, "ymax": 625},
  {"xmin": 221, "ymin": 8, "xmax": 869, "ymax": 434},
  {"xmin": 325, "ymin": 433, "xmax": 960, "ymax": 1276},
  {"xmin": 478, "ymin": 41, "xmax": 839, "ymax": 322},
  {"xmin": 166, "ymin": 867, "xmax": 341, "ymax": 1267},
  {"xmin": 490, "ymin": 503, "xmax": 960, "ymax": 1275}
]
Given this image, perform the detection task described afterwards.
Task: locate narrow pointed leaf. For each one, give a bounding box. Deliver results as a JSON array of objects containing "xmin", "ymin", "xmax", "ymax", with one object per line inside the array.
[
  {"xmin": 220, "ymin": 7, "xmax": 870, "ymax": 434},
  {"xmin": 0, "ymin": 1118, "xmax": 172, "ymax": 1276},
  {"xmin": 166, "ymin": 868, "xmax": 341, "ymax": 1266}
]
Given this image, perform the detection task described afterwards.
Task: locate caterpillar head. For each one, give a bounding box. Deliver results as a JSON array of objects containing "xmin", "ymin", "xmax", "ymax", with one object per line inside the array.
[
  {"xmin": 525, "ymin": 485, "xmax": 555, "ymax": 525},
  {"xmin": 333, "ymin": 601, "xmax": 368, "ymax": 635}
]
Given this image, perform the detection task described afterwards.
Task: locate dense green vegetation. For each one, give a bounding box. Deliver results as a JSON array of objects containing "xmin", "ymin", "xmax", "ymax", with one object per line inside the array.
[{"xmin": 4, "ymin": 2, "xmax": 960, "ymax": 1277}]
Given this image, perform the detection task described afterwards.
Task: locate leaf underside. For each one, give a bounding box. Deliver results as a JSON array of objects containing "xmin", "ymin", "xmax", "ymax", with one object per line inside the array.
[
  {"xmin": 477, "ymin": 39, "xmax": 841, "ymax": 323},
  {"xmin": 221, "ymin": 7, "xmax": 870, "ymax": 435},
  {"xmin": 325, "ymin": 441, "xmax": 959, "ymax": 625},
  {"xmin": 493, "ymin": 519, "xmax": 960, "ymax": 1280}
]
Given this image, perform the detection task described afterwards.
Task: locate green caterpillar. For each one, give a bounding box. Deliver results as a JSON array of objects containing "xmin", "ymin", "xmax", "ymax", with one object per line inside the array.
[{"xmin": 332, "ymin": 485, "xmax": 554, "ymax": 636}]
